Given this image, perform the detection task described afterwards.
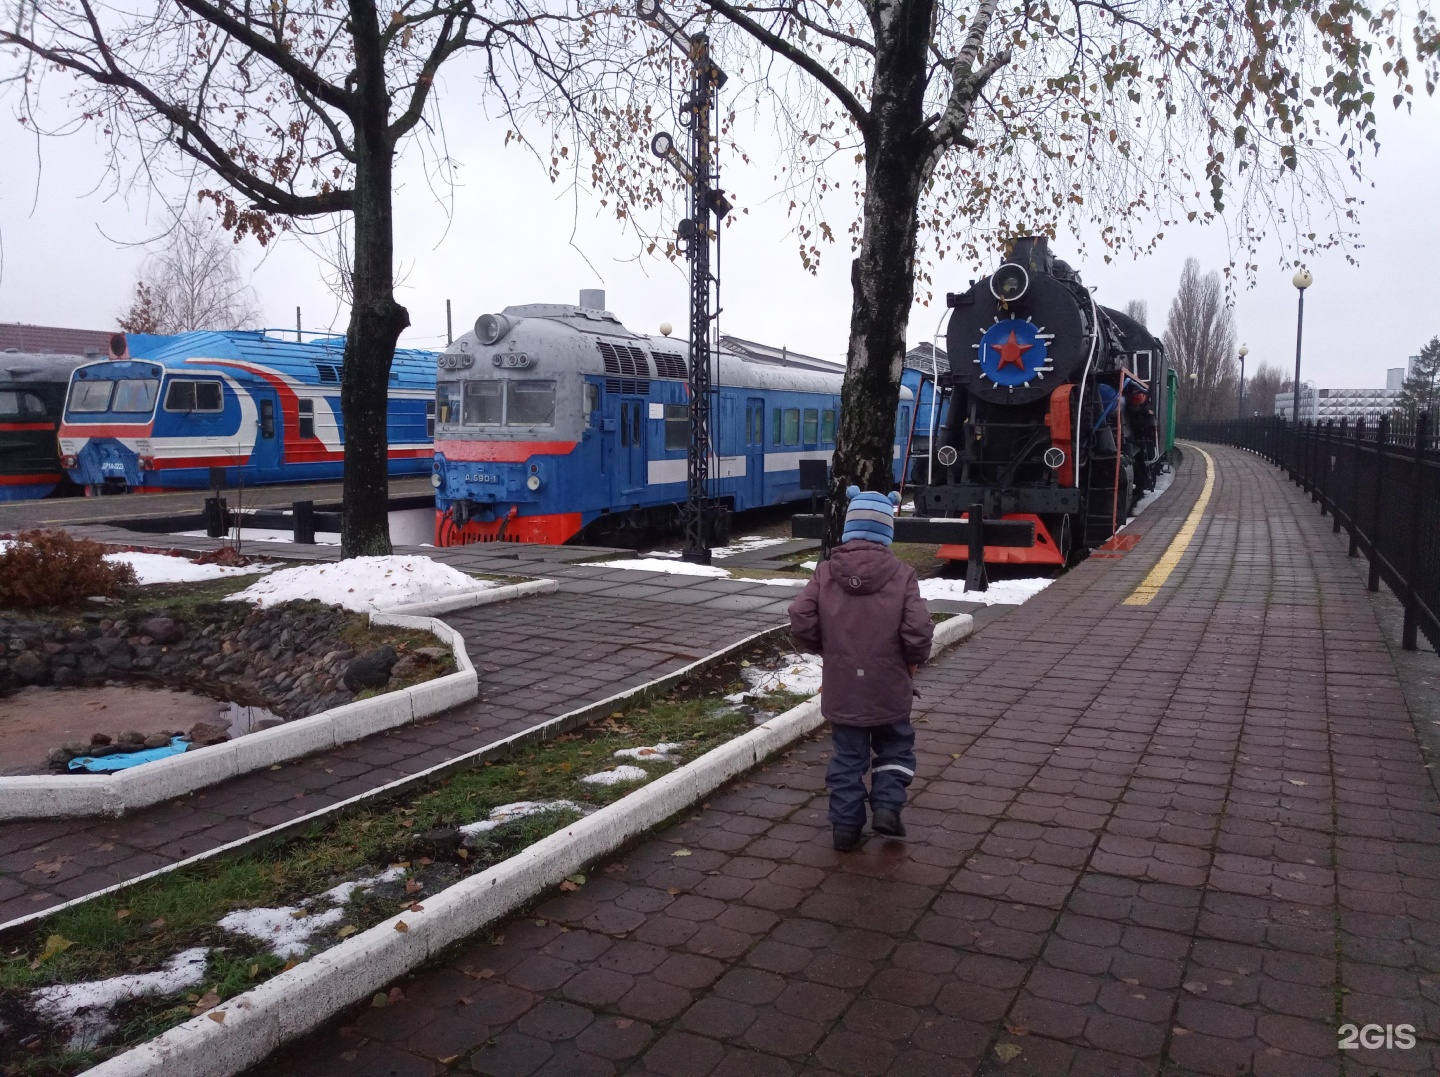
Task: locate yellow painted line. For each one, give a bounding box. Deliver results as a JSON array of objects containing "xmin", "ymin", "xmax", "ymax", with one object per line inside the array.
[{"xmin": 1121, "ymin": 446, "xmax": 1215, "ymax": 606}]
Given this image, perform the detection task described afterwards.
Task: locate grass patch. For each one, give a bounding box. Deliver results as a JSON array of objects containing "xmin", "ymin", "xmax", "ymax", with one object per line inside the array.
[{"xmin": 0, "ymin": 637, "xmax": 807, "ymax": 1073}]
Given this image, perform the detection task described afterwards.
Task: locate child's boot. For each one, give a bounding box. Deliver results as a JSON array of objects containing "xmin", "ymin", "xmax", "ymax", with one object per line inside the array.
[
  {"xmin": 833, "ymin": 828, "xmax": 864, "ymax": 852},
  {"xmin": 871, "ymin": 807, "xmax": 906, "ymax": 837}
]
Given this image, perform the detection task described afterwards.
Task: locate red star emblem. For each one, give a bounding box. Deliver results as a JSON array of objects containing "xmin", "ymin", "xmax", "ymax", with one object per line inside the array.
[{"xmin": 991, "ymin": 330, "xmax": 1033, "ymax": 371}]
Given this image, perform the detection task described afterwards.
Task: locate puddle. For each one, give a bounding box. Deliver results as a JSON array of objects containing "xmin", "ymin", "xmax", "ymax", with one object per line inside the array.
[{"xmin": 223, "ymin": 702, "xmax": 284, "ymax": 737}]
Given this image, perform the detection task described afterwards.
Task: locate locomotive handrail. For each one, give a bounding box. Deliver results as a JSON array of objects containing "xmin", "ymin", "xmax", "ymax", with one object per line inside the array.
[{"xmin": 790, "ymin": 513, "xmax": 1034, "ymax": 548}]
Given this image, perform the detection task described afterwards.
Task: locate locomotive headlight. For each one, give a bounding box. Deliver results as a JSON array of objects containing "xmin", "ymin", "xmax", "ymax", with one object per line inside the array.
[
  {"xmin": 526, "ymin": 474, "xmax": 543, "ymax": 491},
  {"xmin": 989, "ymin": 262, "xmax": 1030, "ymax": 303},
  {"xmin": 474, "ymin": 313, "xmax": 513, "ymax": 345},
  {"xmin": 431, "ymin": 472, "xmax": 443, "ymax": 488}
]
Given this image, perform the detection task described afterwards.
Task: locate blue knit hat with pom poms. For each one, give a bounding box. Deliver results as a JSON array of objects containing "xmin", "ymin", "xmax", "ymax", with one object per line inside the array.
[{"xmin": 840, "ymin": 486, "xmax": 900, "ymax": 546}]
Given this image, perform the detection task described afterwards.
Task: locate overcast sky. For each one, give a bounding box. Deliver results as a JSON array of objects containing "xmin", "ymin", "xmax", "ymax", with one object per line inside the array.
[{"xmin": 2, "ymin": 71, "xmax": 1437, "ymax": 393}]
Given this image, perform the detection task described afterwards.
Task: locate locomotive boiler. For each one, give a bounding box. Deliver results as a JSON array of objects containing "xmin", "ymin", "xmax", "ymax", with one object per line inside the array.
[{"xmin": 911, "ymin": 236, "xmax": 1168, "ymax": 564}]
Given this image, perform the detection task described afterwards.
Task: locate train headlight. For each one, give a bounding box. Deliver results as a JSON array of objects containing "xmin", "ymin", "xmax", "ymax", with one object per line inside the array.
[
  {"xmin": 526, "ymin": 474, "xmax": 543, "ymax": 492},
  {"xmin": 431, "ymin": 472, "xmax": 443, "ymax": 488},
  {"xmin": 474, "ymin": 313, "xmax": 513, "ymax": 345},
  {"xmin": 989, "ymin": 263, "xmax": 1029, "ymax": 303}
]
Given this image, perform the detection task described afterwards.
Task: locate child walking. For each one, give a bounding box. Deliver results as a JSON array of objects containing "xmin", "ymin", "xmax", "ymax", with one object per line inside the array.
[{"xmin": 788, "ymin": 487, "xmax": 934, "ymax": 851}]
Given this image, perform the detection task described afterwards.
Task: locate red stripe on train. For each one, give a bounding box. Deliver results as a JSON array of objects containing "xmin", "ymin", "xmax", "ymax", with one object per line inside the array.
[
  {"xmin": 435, "ymin": 439, "xmax": 579, "ymax": 462},
  {"xmin": 0, "ymin": 422, "xmax": 55, "ymax": 432},
  {"xmin": 0, "ymin": 473, "xmax": 62, "ymax": 485}
]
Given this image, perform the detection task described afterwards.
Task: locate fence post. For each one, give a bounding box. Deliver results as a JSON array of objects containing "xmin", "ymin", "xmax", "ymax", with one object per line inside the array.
[
  {"xmin": 1369, "ymin": 415, "xmax": 1388, "ymax": 592},
  {"xmin": 1402, "ymin": 412, "xmax": 1430, "ymax": 650},
  {"xmin": 1349, "ymin": 419, "xmax": 1364, "ymax": 557},
  {"xmin": 293, "ymin": 500, "xmax": 316, "ymax": 545},
  {"xmin": 1318, "ymin": 421, "xmax": 1331, "ymax": 514},
  {"xmin": 1333, "ymin": 418, "xmax": 1346, "ymax": 532}
]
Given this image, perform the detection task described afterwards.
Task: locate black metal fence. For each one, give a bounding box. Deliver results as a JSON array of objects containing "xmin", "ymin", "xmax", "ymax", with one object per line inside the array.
[{"xmin": 1179, "ymin": 414, "xmax": 1438, "ymax": 652}]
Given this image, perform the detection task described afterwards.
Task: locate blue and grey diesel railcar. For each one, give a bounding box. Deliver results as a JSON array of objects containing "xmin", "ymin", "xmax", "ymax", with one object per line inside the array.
[
  {"xmin": 432, "ymin": 295, "xmax": 913, "ymax": 547},
  {"xmin": 58, "ymin": 331, "xmax": 436, "ymax": 492}
]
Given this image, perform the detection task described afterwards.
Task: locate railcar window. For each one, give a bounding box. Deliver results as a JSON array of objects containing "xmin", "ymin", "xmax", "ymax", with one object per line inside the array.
[
  {"xmin": 68, "ymin": 380, "xmax": 115, "ymax": 413},
  {"xmin": 111, "ymin": 379, "xmax": 159, "ymax": 414},
  {"xmin": 463, "ymin": 381, "xmax": 502, "ymax": 425},
  {"xmin": 584, "ymin": 382, "xmax": 599, "ymax": 425},
  {"xmin": 664, "ymin": 404, "xmax": 688, "ymax": 451},
  {"xmin": 821, "ymin": 409, "xmax": 835, "ymax": 444},
  {"xmin": 436, "ymin": 382, "xmax": 461, "ymax": 425},
  {"xmin": 772, "ymin": 408, "xmax": 782, "ymax": 446},
  {"xmin": 506, "ymin": 380, "xmax": 556, "ymax": 426},
  {"xmin": 298, "ymin": 399, "xmax": 316, "ymax": 439},
  {"xmin": 802, "ymin": 408, "xmax": 819, "ymax": 444},
  {"xmin": 164, "ymin": 380, "xmax": 223, "ymax": 412},
  {"xmin": 425, "ymin": 400, "xmax": 436, "ymax": 438},
  {"xmin": 259, "ymin": 399, "xmax": 275, "ymax": 439},
  {"xmin": 744, "ymin": 407, "xmax": 753, "ymax": 445},
  {"xmin": 783, "ymin": 408, "xmax": 801, "ymax": 446},
  {"xmin": 631, "ymin": 401, "xmax": 643, "ymax": 446},
  {"xmin": 0, "ymin": 391, "xmax": 45, "ymax": 417}
]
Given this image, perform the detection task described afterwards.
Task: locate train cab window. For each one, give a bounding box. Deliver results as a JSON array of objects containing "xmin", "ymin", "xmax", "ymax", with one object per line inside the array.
[
  {"xmin": 584, "ymin": 382, "xmax": 600, "ymax": 426},
  {"xmin": 425, "ymin": 400, "xmax": 436, "ymax": 438},
  {"xmin": 68, "ymin": 379, "xmax": 115, "ymax": 413},
  {"xmin": 802, "ymin": 409, "xmax": 819, "ymax": 445},
  {"xmin": 436, "ymin": 382, "xmax": 461, "ymax": 425},
  {"xmin": 1132, "ymin": 350, "xmax": 1153, "ymax": 382},
  {"xmin": 259, "ymin": 399, "xmax": 275, "ymax": 439},
  {"xmin": 164, "ymin": 380, "xmax": 223, "ymax": 413},
  {"xmin": 664, "ymin": 404, "xmax": 688, "ymax": 451},
  {"xmin": 463, "ymin": 381, "xmax": 502, "ymax": 425},
  {"xmin": 821, "ymin": 409, "xmax": 835, "ymax": 444},
  {"xmin": 0, "ymin": 391, "xmax": 45, "ymax": 417},
  {"xmin": 506, "ymin": 380, "xmax": 556, "ymax": 426},
  {"xmin": 782, "ymin": 408, "xmax": 801, "ymax": 446},
  {"xmin": 298, "ymin": 399, "xmax": 315, "ymax": 439},
  {"xmin": 111, "ymin": 379, "xmax": 159, "ymax": 414}
]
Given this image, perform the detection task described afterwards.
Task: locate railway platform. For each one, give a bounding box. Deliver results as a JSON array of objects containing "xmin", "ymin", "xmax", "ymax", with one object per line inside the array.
[{"xmin": 224, "ymin": 443, "xmax": 1436, "ymax": 1077}]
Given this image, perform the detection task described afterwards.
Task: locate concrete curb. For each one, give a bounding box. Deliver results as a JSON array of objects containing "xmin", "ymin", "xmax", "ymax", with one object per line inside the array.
[{"xmin": 80, "ymin": 613, "xmax": 975, "ymax": 1077}]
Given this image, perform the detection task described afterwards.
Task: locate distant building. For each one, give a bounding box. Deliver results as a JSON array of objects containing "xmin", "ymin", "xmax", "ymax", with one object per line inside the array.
[
  {"xmin": 0, "ymin": 323, "xmax": 114, "ymax": 357},
  {"xmin": 1275, "ymin": 385, "xmax": 1400, "ymax": 423},
  {"xmin": 904, "ymin": 342, "xmax": 949, "ymax": 374},
  {"xmin": 1387, "ymin": 367, "xmax": 1407, "ymax": 390}
]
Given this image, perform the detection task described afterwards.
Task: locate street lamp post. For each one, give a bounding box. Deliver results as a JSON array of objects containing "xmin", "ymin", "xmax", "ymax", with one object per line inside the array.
[
  {"xmin": 1237, "ymin": 345, "xmax": 1249, "ymax": 421},
  {"xmin": 1291, "ymin": 269, "xmax": 1313, "ymax": 480}
]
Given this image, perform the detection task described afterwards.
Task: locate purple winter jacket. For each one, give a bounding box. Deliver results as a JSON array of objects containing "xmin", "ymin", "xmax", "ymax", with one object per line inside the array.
[{"xmin": 787, "ymin": 539, "xmax": 934, "ymax": 727}]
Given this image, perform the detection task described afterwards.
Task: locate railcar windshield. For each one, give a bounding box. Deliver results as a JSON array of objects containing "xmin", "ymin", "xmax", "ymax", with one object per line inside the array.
[
  {"xmin": 66, "ymin": 377, "xmax": 158, "ymax": 417},
  {"xmin": 457, "ymin": 379, "xmax": 556, "ymax": 427},
  {"xmin": 463, "ymin": 381, "xmax": 502, "ymax": 425},
  {"xmin": 505, "ymin": 380, "xmax": 555, "ymax": 426},
  {"xmin": 0, "ymin": 390, "xmax": 46, "ymax": 417},
  {"xmin": 436, "ymin": 382, "xmax": 461, "ymax": 425}
]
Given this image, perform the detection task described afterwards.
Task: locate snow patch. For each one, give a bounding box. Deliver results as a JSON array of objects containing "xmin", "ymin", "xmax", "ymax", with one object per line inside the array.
[
  {"xmin": 580, "ymin": 765, "xmax": 650, "ymax": 786},
  {"xmin": 227, "ymin": 555, "xmax": 495, "ymax": 612},
  {"xmin": 174, "ymin": 527, "xmax": 341, "ymax": 546},
  {"xmin": 580, "ymin": 557, "xmax": 729, "ymax": 577},
  {"xmin": 710, "ymin": 535, "xmax": 790, "ymax": 559},
  {"xmin": 104, "ymin": 552, "xmax": 276, "ymax": 585},
  {"xmin": 319, "ymin": 865, "xmax": 408, "ymax": 906},
  {"xmin": 918, "ymin": 576, "xmax": 1056, "ymax": 606},
  {"xmin": 614, "ymin": 743, "xmax": 683, "ymax": 763},
  {"xmin": 218, "ymin": 905, "xmax": 346, "ymax": 959},
  {"xmin": 1119, "ymin": 468, "xmax": 1176, "ymax": 529},
  {"xmin": 31, "ymin": 948, "xmax": 209, "ymax": 1049},
  {"xmin": 726, "ymin": 653, "xmax": 824, "ymax": 700},
  {"xmin": 730, "ymin": 576, "xmax": 807, "ymax": 587},
  {"xmin": 458, "ymin": 800, "xmax": 587, "ymax": 840}
]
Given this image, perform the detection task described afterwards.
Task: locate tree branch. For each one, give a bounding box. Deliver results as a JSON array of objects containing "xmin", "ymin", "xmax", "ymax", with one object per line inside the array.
[{"xmin": 696, "ymin": 0, "xmax": 871, "ymax": 135}]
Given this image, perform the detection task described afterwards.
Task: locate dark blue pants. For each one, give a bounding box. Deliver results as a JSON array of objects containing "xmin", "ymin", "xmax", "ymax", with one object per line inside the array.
[{"xmin": 826, "ymin": 721, "xmax": 916, "ymax": 831}]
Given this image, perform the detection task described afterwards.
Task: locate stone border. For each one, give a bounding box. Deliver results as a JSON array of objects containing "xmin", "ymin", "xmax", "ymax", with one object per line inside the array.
[
  {"xmin": 0, "ymin": 580, "xmax": 558, "ymax": 821},
  {"xmin": 78, "ymin": 613, "xmax": 974, "ymax": 1077}
]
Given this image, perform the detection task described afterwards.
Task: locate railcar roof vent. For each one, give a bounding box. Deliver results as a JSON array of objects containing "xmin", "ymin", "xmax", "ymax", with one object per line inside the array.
[
  {"xmin": 316, "ymin": 363, "xmax": 341, "ymax": 384},
  {"xmin": 651, "ymin": 351, "xmax": 687, "ymax": 379},
  {"xmin": 597, "ymin": 341, "xmax": 651, "ymax": 394}
]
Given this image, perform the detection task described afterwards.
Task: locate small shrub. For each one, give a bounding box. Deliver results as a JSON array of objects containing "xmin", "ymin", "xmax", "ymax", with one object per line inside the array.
[{"xmin": 0, "ymin": 529, "xmax": 137, "ymax": 609}]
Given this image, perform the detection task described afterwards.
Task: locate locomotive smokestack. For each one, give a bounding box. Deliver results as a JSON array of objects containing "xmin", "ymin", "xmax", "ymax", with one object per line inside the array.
[{"xmin": 579, "ymin": 289, "xmax": 606, "ymax": 310}]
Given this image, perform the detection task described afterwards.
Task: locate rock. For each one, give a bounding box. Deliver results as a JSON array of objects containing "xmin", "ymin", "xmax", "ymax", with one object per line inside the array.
[
  {"xmin": 138, "ymin": 616, "xmax": 184, "ymax": 645},
  {"xmin": 12, "ymin": 651, "xmax": 47, "ymax": 684},
  {"xmin": 143, "ymin": 732, "xmax": 172, "ymax": 749},
  {"xmin": 52, "ymin": 667, "xmax": 77, "ymax": 688},
  {"xmin": 89, "ymin": 732, "xmax": 113, "ymax": 747},
  {"xmin": 48, "ymin": 747, "xmax": 75, "ymax": 768},
  {"xmin": 186, "ymin": 721, "xmax": 230, "ymax": 748},
  {"xmin": 389, "ymin": 656, "xmax": 420, "ymax": 682},
  {"xmin": 118, "ymin": 730, "xmax": 146, "ymax": 749},
  {"xmin": 88, "ymin": 744, "xmax": 118, "ymax": 757},
  {"xmin": 343, "ymin": 645, "xmax": 398, "ymax": 693},
  {"xmin": 410, "ymin": 827, "xmax": 463, "ymax": 857},
  {"xmin": 62, "ymin": 740, "xmax": 88, "ymax": 755},
  {"xmin": 415, "ymin": 647, "xmax": 448, "ymax": 661}
]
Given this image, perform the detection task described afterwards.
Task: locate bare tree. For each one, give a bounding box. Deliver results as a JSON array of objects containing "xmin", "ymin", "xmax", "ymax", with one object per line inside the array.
[
  {"xmin": 1165, "ymin": 258, "xmax": 1238, "ymax": 423},
  {"xmin": 2, "ymin": 0, "xmax": 578, "ymax": 556},
  {"xmin": 1244, "ymin": 363, "xmax": 1291, "ymax": 419},
  {"xmin": 562, "ymin": 0, "xmax": 1412, "ymax": 538},
  {"xmin": 119, "ymin": 212, "xmax": 260, "ymax": 334},
  {"xmin": 1124, "ymin": 301, "xmax": 1150, "ymax": 330}
]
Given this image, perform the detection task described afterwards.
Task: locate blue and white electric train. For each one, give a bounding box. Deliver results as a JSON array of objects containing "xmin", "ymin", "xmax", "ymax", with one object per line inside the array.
[
  {"xmin": 432, "ymin": 296, "xmax": 916, "ymax": 547},
  {"xmin": 58, "ymin": 331, "xmax": 437, "ymax": 492}
]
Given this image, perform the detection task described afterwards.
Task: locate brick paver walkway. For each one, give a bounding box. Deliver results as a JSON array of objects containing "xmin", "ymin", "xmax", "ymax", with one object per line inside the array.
[
  {"xmin": 251, "ymin": 444, "xmax": 1440, "ymax": 1077},
  {"xmin": 0, "ymin": 572, "xmax": 789, "ymax": 926}
]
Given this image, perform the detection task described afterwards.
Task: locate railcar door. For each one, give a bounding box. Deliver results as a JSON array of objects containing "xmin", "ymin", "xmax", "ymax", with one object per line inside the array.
[
  {"xmin": 619, "ymin": 397, "xmax": 646, "ymax": 495},
  {"xmin": 745, "ymin": 397, "xmax": 765, "ymax": 507},
  {"xmin": 250, "ymin": 391, "xmax": 283, "ymax": 477}
]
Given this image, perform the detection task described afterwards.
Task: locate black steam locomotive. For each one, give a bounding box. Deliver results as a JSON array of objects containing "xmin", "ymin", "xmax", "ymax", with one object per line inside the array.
[{"xmin": 911, "ymin": 236, "xmax": 1169, "ymax": 566}]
